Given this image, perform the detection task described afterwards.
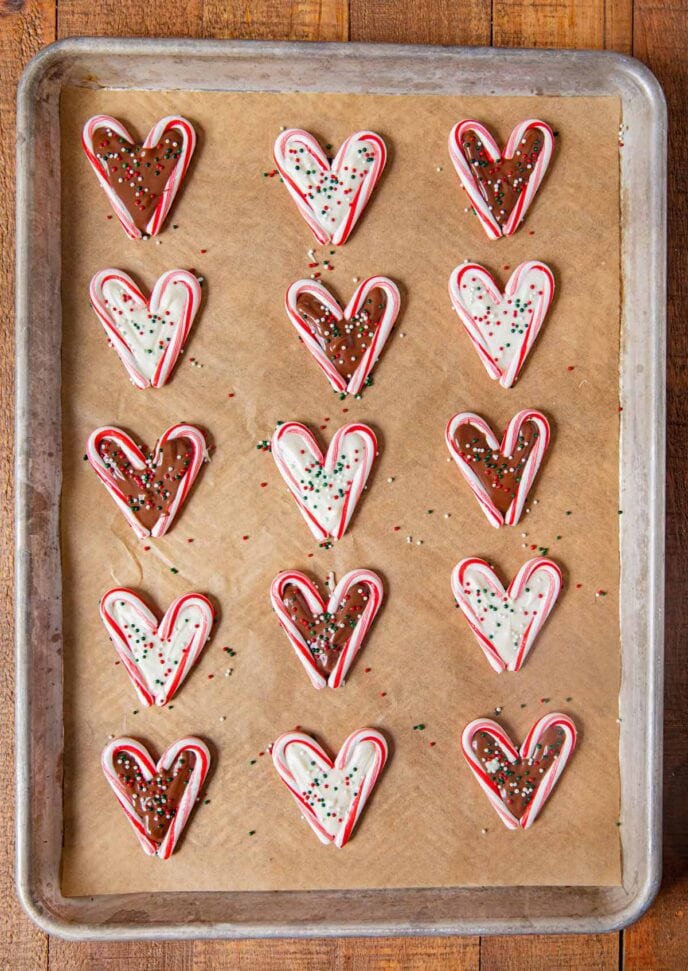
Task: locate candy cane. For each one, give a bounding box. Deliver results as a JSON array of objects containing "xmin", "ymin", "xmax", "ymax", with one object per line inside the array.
[
  {"xmin": 448, "ymin": 261, "xmax": 555, "ymax": 389},
  {"xmin": 448, "ymin": 119, "xmax": 554, "ymax": 239},
  {"xmin": 89, "ymin": 268, "xmax": 202, "ymax": 389},
  {"xmin": 82, "ymin": 115, "xmax": 196, "ymax": 239},
  {"xmin": 101, "ymin": 736, "xmax": 210, "ymax": 858},
  {"xmin": 270, "ymin": 568, "xmax": 383, "ymax": 688},
  {"xmin": 451, "ymin": 557, "xmax": 562, "ymax": 672},
  {"xmin": 273, "ymin": 129, "xmax": 387, "ymax": 246},
  {"xmin": 285, "ymin": 276, "xmax": 400, "ymax": 396},
  {"xmin": 100, "ymin": 588, "xmax": 215, "ymax": 706},
  {"xmin": 445, "ymin": 410, "xmax": 550, "ymax": 528},
  {"xmin": 272, "ymin": 729, "xmax": 388, "ymax": 847},
  {"xmin": 461, "ymin": 714, "xmax": 576, "ymax": 830},
  {"xmin": 86, "ymin": 423, "xmax": 208, "ymax": 539},
  {"xmin": 271, "ymin": 421, "xmax": 377, "ymax": 541}
]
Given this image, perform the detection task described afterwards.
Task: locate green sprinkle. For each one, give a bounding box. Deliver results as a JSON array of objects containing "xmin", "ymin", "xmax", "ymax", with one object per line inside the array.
[{"xmin": 170, "ymin": 567, "xmax": 179, "ymax": 574}]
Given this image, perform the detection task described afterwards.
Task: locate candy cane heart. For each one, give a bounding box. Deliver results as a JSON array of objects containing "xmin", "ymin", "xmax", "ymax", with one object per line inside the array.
[
  {"xmin": 270, "ymin": 569, "xmax": 383, "ymax": 688},
  {"xmin": 273, "ymin": 129, "xmax": 387, "ymax": 246},
  {"xmin": 86, "ymin": 423, "xmax": 208, "ymax": 539},
  {"xmin": 285, "ymin": 276, "xmax": 400, "ymax": 396},
  {"xmin": 448, "ymin": 119, "xmax": 554, "ymax": 239},
  {"xmin": 445, "ymin": 410, "xmax": 550, "ymax": 528},
  {"xmin": 451, "ymin": 557, "xmax": 562, "ymax": 673},
  {"xmin": 101, "ymin": 736, "xmax": 211, "ymax": 858},
  {"xmin": 100, "ymin": 588, "xmax": 215, "ymax": 706},
  {"xmin": 89, "ymin": 268, "xmax": 202, "ymax": 389},
  {"xmin": 272, "ymin": 729, "xmax": 388, "ymax": 847},
  {"xmin": 82, "ymin": 114, "xmax": 196, "ymax": 239},
  {"xmin": 271, "ymin": 422, "xmax": 378, "ymax": 541},
  {"xmin": 461, "ymin": 714, "xmax": 577, "ymax": 829}
]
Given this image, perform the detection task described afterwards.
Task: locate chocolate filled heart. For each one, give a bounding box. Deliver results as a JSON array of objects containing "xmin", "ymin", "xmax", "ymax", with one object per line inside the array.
[
  {"xmin": 92, "ymin": 127, "xmax": 184, "ymax": 232},
  {"xmin": 113, "ymin": 748, "xmax": 197, "ymax": 844},
  {"xmin": 460, "ymin": 128, "xmax": 547, "ymax": 230},
  {"xmin": 86, "ymin": 423, "xmax": 208, "ymax": 539},
  {"xmin": 295, "ymin": 286, "xmax": 388, "ymax": 382},
  {"xmin": 281, "ymin": 582, "xmax": 370, "ymax": 676},
  {"xmin": 452, "ymin": 422, "xmax": 540, "ymax": 515},
  {"xmin": 82, "ymin": 115, "xmax": 196, "ymax": 239}
]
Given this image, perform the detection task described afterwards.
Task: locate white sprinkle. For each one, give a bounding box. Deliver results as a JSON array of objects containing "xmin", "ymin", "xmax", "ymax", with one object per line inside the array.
[
  {"xmin": 387, "ymin": 476, "xmax": 395, "ymax": 483},
  {"xmin": 352, "ymin": 276, "xmax": 359, "ymax": 283},
  {"xmin": 219, "ymin": 715, "xmax": 226, "ymax": 722},
  {"xmin": 416, "ymin": 539, "xmax": 423, "ymax": 545},
  {"xmin": 406, "ymin": 536, "xmax": 413, "ymax": 543},
  {"xmin": 481, "ymin": 828, "xmax": 488, "ymax": 835},
  {"xmin": 444, "ymin": 513, "xmax": 450, "ymax": 519}
]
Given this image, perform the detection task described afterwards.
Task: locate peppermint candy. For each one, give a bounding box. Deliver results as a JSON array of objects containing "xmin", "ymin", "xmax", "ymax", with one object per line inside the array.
[
  {"xmin": 82, "ymin": 115, "xmax": 196, "ymax": 239},
  {"xmin": 285, "ymin": 276, "xmax": 400, "ymax": 396},
  {"xmin": 100, "ymin": 588, "xmax": 215, "ymax": 706},
  {"xmin": 89, "ymin": 268, "xmax": 202, "ymax": 389},
  {"xmin": 274, "ymin": 129, "xmax": 386, "ymax": 245},
  {"xmin": 449, "ymin": 261, "xmax": 554, "ymax": 389},
  {"xmin": 461, "ymin": 714, "xmax": 577, "ymax": 829},
  {"xmin": 102, "ymin": 736, "xmax": 210, "ymax": 857},
  {"xmin": 448, "ymin": 119, "xmax": 554, "ymax": 239},
  {"xmin": 272, "ymin": 729, "xmax": 388, "ymax": 847},
  {"xmin": 271, "ymin": 422, "xmax": 377, "ymax": 541},
  {"xmin": 451, "ymin": 557, "xmax": 562, "ymax": 672},
  {"xmin": 270, "ymin": 569, "xmax": 383, "ymax": 688}
]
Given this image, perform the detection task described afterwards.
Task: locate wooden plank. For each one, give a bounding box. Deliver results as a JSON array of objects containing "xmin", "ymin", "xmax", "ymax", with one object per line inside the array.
[
  {"xmin": 0, "ymin": 1, "xmax": 56, "ymax": 969},
  {"xmin": 349, "ymin": 0, "xmax": 490, "ymax": 45},
  {"xmin": 623, "ymin": 0, "xmax": 688, "ymax": 963},
  {"xmin": 492, "ymin": 0, "xmax": 632, "ymax": 51},
  {"xmin": 481, "ymin": 933, "xmax": 619, "ymax": 970}
]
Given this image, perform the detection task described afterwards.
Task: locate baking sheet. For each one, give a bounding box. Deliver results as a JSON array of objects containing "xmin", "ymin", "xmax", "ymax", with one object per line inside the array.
[{"xmin": 59, "ymin": 87, "xmax": 622, "ymax": 896}]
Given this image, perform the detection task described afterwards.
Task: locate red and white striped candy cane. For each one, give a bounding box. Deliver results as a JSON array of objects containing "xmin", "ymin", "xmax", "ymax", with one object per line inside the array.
[
  {"xmin": 448, "ymin": 119, "xmax": 554, "ymax": 240},
  {"xmin": 271, "ymin": 729, "xmax": 388, "ymax": 847},
  {"xmin": 461, "ymin": 714, "xmax": 576, "ymax": 830},
  {"xmin": 284, "ymin": 276, "xmax": 400, "ymax": 396},
  {"xmin": 448, "ymin": 261, "xmax": 555, "ymax": 389},
  {"xmin": 270, "ymin": 568, "xmax": 383, "ymax": 689},
  {"xmin": 445, "ymin": 410, "xmax": 550, "ymax": 528},
  {"xmin": 101, "ymin": 736, "xmax": 211, "ymax": 858},
  {"xmin": 99, "ymin": 588, "xmax": 215, "ymax": 706},
  {"xmin": 271, "ymin": 421, "xmax": 377, "ymax": 541},
  {"xmin": 86, "ymin": 423, "xmax": 208, "ymax": 539},
  {"xmin": 273, "ymin": 129, "xmax": 387, "ymax": 246},
  {"xmin": 89, "ymin": 268, "xmax": 201, "ymax": 389},
  {"xmin": 451, "ymin": 556, "xmax": 562, "ymax": 672},
  {"xmin": 82, "ymin": 115, "xmax": 196, "ymax": 239}
]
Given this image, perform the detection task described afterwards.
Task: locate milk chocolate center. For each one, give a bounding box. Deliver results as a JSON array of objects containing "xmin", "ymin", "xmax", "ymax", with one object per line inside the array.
[
  {"xmin": 281, "ymin": 581, "xmax": 371, "ymax": 676},
  {"xmin": 113, "ymin": 749, "xmax": 196, "ymax": 844},
  {"xmin": 295, "ymin": 287, "xmax": 387, "ymax": 381},
  {"xmin": 472, "ymin": 726, "xmax": 566, "ymax": 820},
  {"xmin": 94, "ymin": 126, "xmax": 184, "ymax": 232},
  {"xmin": 98, "ymin": 436, "xmax": 194, "ymax": 531},
  {"xmin": 461, "ymin": 128, "xmax": 545, "ymax": 228},
  {"xmin": 453, "ymin": 421, "xmax": 540, "ymax": 514}
]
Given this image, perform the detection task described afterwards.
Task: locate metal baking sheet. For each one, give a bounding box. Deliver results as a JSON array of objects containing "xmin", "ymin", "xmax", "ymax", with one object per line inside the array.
[{"xmin": 15, "ymin": 38, "xmax": 666, "ymax": 939}]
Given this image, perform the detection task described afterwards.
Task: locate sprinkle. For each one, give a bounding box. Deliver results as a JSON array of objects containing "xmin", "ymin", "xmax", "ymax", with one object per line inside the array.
[
  {"xmin": 429, "ymin": 741, "xmax": 436, "ymax": 748},
  {"xmin": 242, "ymin": 534, "xmax": 250, "ymax": 541},
  {"xmin": 596, "ymin": 589, "xmax": 607, "ymax": 598},
  {"xmin": 393, "ymin": 525, "xmax": 401, "ymax": 531},
  {"xmin": 494, "ymin": 706, "xmax": 502, "ymax": 715},
  {"xmin": 204, "ymin": 799, "xmax": 211, "ymax": 805},
  {"xmin": 540, "ymin": 697, "xmax": 550, "ymax": 704},
  {"xmin": 387, "ymin": 477, "xmax": 395, "ymax": 483},
  {"xmin": 220, "ymin": 715, "xmax": 226, "ymax": 722},
  {"xmin": 567, "ymin": 365, "xmax": 575, "ymax": 371},
  {"xmin": 170, "ymin": 567, "xmax": 179, "ymax": 574},
  {"xmin": 248, "ymin": 830, "xmax": 256, "ymax": 836},
  {"xmin": 380, "ymin": 691, "xmax": 387, "ymax": 697},
  {"xmin": 364, "ymin": 667, "xmax": 372, "ymax": 673},
  {"xmin": 413, "ymin": 723, "xmax": 425, "ymax": 731}
]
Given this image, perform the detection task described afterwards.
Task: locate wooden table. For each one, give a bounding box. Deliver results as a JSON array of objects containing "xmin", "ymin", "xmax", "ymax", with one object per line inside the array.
[{"xmin": 1, "ymin": 1, "xmax": 685, "ymax": 967}]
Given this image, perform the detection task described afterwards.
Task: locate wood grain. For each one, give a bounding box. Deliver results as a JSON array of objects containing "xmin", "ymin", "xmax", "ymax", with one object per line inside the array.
[
  {"xmin": 349, "ymin": 0, "xmax": 490, "ymax": 45},
  {"xmin": 0, "ymin": 2, "xmax": 55, "ymax": 968},
  {"xmin": 0, "ymin": 0, "xmax": 683, "ymax": 967}
]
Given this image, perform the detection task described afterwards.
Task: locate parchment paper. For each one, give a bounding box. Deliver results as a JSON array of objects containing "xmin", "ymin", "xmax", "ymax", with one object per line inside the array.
[{"xmin": 59, "ymin": 88, "xmax": 622, "ymax": 895}]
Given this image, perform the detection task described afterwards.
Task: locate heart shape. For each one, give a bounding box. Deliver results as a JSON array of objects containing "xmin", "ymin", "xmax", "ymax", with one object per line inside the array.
[
  {"xmin": 451, "ymin": 557, "xmax": 562, "ymax": 672},
  {"xmin": 270, "ymin": 569, "xmax": 383, "ymax": 689},
  {"xmin": 449, "ymin": 261, "xmax": 555, "ymax": 389},
  {"xmin": 271, "ymin": 422, "xmax": 377, "ymax": 541},
  {"xmin": 86, "ymin": 423, "xmax": 208, "ymax": 539},
  {"xmin": 102, "ymin": 736, "xmax": 210, "ymax": 858},
  {"xmin": 273, "ymin": 129, "xmax": 387, "ymax": 245},
  {"xmin": 445, "ymin": 410, "xmax": 550, "ymax": 528},
  {"xmin": 461, "ymin": 714, "xmax": 576, "ymax": 829},
  {"xmin": 272, "ymin": 729, "xmax": 388, "ymax": 847},
  {"xmin": 285, "ymin": 276, "xmax": 400, "ymax": 396},
  {"xmin": 448, "ymin": 119, "xmax": 554, "ymax": 239},
  {"xmin": 100, "ymin": 588, "xmax": 215, "ymax": 706},
  {"xmin": 89, "ymin": 268, "xmax": 202, "ymax": 389},
  {"xmin": 82, "ymin": 114, "xmax": 196, "ymax": 239}
]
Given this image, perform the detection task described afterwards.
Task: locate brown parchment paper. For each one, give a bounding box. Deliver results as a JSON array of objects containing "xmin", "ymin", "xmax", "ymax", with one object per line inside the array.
[{"xmin": 59, "ymin": 88, "xmax": 622, "ymax": 896}]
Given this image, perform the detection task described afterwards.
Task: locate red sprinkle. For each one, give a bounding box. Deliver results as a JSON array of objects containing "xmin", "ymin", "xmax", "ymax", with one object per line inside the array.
[
  {"xmin": 228, "ymin": 393, "xmax": 235, "ymax": 398},
  {"xmin": 429, "ymin": 741, "xmax": 436, "ymax": 748},
  {"xmin": 143, "ymin": 546, "xmax": 151, "ymax": 552},
  {"xmin": 393, "ymin": 526, "xmax": 401, "ymax": 532},
  {"xmin": 576, "ymin": 583, "xmax": 583, "ymax": 589},
  {"xmin": 567, "ymin": 365, "xmax": 575, "ymax": 371},
  {"xmin": 380, "ymin": 691, "xmax": 387, "ymax": 697},
  {"xmin": 200, "ymin": 248, "xmax": 207, "ymax": 254},
  {"xmin": 364, "ymin": 667, "xmax": 372, "ymax": 673},
  {"xmin": 242, "ymin": 535, "xmax": 249, "ymax": 541},
  {"xmin": 208, "ymin": 674, "xmax": 214, "ymax": 680},
  {"xmin": 187, "ymin": 538, "xmax": 194, "ymax": 543},
  {"xmin": 260, "ymin": 482, "xmax": 268, "ymax": 488}
]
